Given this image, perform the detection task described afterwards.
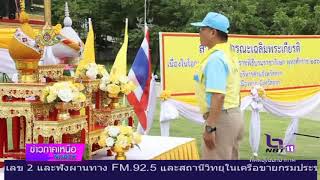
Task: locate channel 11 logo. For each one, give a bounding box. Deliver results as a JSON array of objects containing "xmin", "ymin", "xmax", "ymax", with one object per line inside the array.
[{"xmin": 265, "ymin": 134, "xmax": 295, "ymax": 153}]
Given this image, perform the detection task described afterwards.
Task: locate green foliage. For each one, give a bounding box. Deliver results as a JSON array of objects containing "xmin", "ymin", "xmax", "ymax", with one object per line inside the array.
[{"xmin": 51, "ymin": 0, "xmax": 320, "ymax": 65}]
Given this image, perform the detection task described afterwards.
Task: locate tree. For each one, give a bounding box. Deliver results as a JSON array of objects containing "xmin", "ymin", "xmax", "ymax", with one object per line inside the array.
[{"xmin": 51, "ymin": 0, "xmax": 320, "ymax": 66}]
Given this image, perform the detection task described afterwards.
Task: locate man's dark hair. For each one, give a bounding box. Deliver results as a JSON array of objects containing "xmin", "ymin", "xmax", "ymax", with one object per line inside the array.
[{"xmin": 216, "ymin": 29, "xmax": 228, "ymax": 42}]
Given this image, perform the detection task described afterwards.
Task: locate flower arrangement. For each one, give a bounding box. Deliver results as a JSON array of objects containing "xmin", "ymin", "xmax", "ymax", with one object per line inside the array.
[
  {"xmin": 40, "ymin": 81, "xmax": 86, "ymax": 104},
  {"xmin": 160, "ymin": 90, "xmax": 171, "ymax": 101},
  {"xmin": 76, "ymin": 63, "xmax": 108, "ymax": 80},
  {"xmin": 99, "ymin": 125, "xmax": 142, "ymax": 150},
  {"xmin": 250, "ymin": 85, "xmax": 266, "ymax": 99},
  {"xmin": 99, "ymin": 74, "xmax": 136, "ymax": 98}
]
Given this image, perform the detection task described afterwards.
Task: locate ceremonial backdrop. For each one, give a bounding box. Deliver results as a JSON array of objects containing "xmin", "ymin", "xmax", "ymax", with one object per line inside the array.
[
  {"xmin": 159, "ymin": 33, "xmax": 320, "ymax": 104},
  {"xmin": 159, "ymin": 33, "xmax": 320, "ymax": 155}
]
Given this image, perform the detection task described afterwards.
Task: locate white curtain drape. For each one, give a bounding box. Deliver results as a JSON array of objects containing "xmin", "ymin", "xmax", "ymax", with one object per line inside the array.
[
  {"xmin": 241, "ymin": 86, "xmax": 320, "ymax": 156},
  {"xmin": 283, "ymin": 117, "xmax": 299, "ymax": 148},
  {"xmin": 0, "ymin": 48, "xmax": 18, "ymax": 82},
  {"xmin": 160, "ymin": 86, "xmax": 320, "ymax": 156},
  {"xmin": 160, "ymin": 99, "xmax": 204, "ymax": 136}
]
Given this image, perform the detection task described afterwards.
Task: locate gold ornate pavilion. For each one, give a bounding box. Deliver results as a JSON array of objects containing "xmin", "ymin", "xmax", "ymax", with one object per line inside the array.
[{"xmin": 0, "ymin": 0, "xmax": 134, "ymax": 165}]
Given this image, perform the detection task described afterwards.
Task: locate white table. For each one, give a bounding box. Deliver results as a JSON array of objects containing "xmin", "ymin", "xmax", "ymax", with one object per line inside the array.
[
  {"xmin": 0, "ymin": 168, "xmax": 4, "ymax": 180},
  {"xmin": 92, "ymin": 135, "xmax": 199, "ymax": 160}
]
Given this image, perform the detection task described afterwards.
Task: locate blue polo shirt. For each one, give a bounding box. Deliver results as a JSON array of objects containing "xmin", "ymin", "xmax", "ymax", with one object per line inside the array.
[{"xmin": 204, "ymin": 50, "xmax": 229, "ymax": 107}]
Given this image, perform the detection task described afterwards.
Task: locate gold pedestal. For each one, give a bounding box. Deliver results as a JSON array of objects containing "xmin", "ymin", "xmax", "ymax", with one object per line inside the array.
[
  {"xmin": 38, "ymin": 64, "xmax": 65, "ymax": 81},
  {"xmin": 109, "ymin": 96, "xmax": 121, "ymax": 109},
  {"xmin": 115, "ymin": 151, "xmax": 126, "ymax": 160},
  {"xmin": 55, "ymin": 102, "xmax": 72, "ymax": 120},
  {"xmin": 112, "ymin": 146, "xmax": 130, "ymax": 160},
  {"xmin": 33, "ymin": 115, "xmax": 88, "ymax": 143},
  {"xmin": 19, "ymin": 73, "xmax": 39, "ymax": 83},
  {"xmin": 15, "ymin": 59, "xmax": 39, "ymax": 83}
]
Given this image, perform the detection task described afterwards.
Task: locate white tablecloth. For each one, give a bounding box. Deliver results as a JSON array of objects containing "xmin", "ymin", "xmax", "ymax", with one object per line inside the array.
[
  {"xmin": 92, "ymin": 135, "xmax": 198, "ymax": 160},
  {"xmin": 0, "ymin": 168, "xmax": 4, "ymax": 180}
]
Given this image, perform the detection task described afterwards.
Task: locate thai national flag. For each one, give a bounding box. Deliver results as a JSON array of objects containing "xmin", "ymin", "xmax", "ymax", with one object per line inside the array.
[{"xmin": 127, "ymin": 25, "xmax": 151, "ymax": 130}]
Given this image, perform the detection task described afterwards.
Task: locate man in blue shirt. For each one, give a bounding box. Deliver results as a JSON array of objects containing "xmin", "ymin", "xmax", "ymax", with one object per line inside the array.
[{"xmin": 192, "ymin": 12, "xmax": 244, "ymax": 159}]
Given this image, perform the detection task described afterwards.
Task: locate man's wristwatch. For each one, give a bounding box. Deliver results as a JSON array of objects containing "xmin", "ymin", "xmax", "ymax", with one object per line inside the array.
[{"xmin": 205, "ymin": 125, "xmax": 216, "ymax": 133}]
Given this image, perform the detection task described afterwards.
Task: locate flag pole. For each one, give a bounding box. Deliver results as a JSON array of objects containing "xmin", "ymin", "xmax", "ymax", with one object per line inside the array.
[
  {"xmin": 123, "ymin": 18, "xmax": 128, "ymax": 107},
  {"xmin": 144, "ymin": 0, "xmax": 147, "ymax": 34}
]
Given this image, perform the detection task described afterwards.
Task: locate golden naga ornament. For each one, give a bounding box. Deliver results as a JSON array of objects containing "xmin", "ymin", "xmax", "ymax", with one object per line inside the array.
[
  {"xmin": 8, "ymin": 0, "xmax": 62, "ymax": 83},
  {"xmin": 8, "ymin": 0, "xmax": 42, "ymax": 83},
  {"xmin": 36, "ymin": 23, "xmax": 62, "ymax": 47}
]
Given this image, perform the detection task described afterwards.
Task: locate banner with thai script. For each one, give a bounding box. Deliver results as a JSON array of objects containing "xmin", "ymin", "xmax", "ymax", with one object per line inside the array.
[
  {"xmin": 3, "ymin": 160, "xmax": 318, "ymax": 180},
  {"xmin": 159, "ymin": 33, "xmax": 320, "ymax": 103}
]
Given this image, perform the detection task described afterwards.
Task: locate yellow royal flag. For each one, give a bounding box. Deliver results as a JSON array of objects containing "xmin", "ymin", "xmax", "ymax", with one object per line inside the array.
[
  {"xmin": 110, "ymin": 18, "xmax": 128, "ymax": 79},
  {"xmin": 77, "ymin": 18, "xmax": 95, "ymax": 72}
]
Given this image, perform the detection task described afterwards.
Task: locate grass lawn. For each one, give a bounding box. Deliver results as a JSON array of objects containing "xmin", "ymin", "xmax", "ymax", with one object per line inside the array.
[
  {"xmin": 148, "ymin": 109, "xmax": 320, "ymax": 160},
  {"xmin": 146, "ymin": 100, "xmax": 320, "ymax": 177}
]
